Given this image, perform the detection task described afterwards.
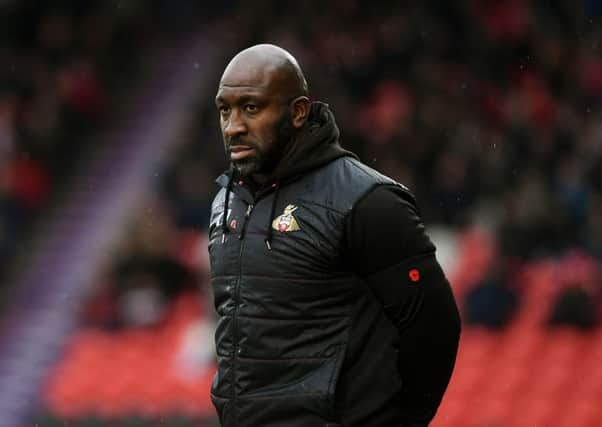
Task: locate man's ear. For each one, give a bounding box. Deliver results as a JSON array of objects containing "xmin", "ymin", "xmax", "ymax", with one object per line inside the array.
[{"xmin": 290, "ymin": 96, "xmax": 310, "ymax": 129}]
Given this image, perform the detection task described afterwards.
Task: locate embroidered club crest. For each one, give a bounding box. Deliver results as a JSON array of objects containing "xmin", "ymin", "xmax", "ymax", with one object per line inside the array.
[{"xmin": 272, "ymin": 204, "xmax": 300, "ymax": 232}]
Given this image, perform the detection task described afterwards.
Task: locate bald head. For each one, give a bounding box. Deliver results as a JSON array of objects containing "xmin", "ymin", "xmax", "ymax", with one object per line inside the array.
[
  {"xmin": 220, "ymin": 44, "xmax": 308, "ymax": 101},
  {"xmin": 216, "ymin": 44, "xmax": 312, "ymax": 177}
]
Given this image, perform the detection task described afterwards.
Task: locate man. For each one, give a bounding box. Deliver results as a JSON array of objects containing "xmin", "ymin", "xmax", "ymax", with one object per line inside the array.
[{"xmin": 208, "ymin": 44, "xmax": 461, "ymax": 427}]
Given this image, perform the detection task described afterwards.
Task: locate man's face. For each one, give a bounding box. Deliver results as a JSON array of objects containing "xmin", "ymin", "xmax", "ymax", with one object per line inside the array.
[{"xmin": 215, "ymin": 70, "xmax": 294, "ymax": 177}]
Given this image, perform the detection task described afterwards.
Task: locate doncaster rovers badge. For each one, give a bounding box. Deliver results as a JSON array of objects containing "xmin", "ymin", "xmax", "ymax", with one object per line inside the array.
[{"xmin": 272, "ymin": 205, "xmax": 300, "ymax": 232}]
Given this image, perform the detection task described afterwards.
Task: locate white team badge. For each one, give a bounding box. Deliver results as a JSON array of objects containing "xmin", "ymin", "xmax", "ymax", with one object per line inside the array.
[{"xmin": 272, "ymin": 205, "xmax": 301, "ymax": 232}]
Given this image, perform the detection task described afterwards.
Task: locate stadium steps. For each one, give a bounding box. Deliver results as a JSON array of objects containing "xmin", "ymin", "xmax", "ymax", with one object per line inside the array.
[{"xmin": 0, "ymin": 34, "xmax": 219, "ymax": 427}]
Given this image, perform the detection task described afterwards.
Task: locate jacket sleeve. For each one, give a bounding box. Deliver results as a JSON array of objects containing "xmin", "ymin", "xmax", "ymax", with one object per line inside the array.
[{"xmin": 346, "ymin": 185, "xmax": 461, "ymax": 426}]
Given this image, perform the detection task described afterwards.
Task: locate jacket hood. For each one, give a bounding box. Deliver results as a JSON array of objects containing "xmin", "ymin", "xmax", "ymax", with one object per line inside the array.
[
  {"xmin": 215, "ymin": 101, "xmax": 357, "ymax": 250},
  {"xmin": 217, "ymin": 101, "xmax": 357, "ymax": 188},
  {"xmin": 270, "ymin": 101, "xmax": 357, "ymax": 180}
]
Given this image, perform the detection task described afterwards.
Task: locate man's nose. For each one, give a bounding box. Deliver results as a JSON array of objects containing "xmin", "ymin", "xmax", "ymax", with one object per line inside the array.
[{"xmin": 224, "ymin": 111, "xmax": 247, "ymax": 137}]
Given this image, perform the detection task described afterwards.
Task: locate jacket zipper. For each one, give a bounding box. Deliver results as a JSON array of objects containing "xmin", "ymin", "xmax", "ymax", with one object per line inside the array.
[
  {"xmin": 231, "ymin": 202, "xmax": 254, "ymax": 423},
  {"xmin": 238, "ymin": 203, "xmax": 254, "ymax": 240}
]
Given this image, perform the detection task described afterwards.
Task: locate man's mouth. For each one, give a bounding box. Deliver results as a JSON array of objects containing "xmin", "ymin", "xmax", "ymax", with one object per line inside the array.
[{"xmin": 229, "ymin": 145, "xmax": 256, "ymax": 161}]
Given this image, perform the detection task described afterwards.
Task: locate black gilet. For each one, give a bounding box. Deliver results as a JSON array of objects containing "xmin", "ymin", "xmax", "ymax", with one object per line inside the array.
[{"xmin": 208, "ymin": 156, "xmax": 404, "ymax": 427}]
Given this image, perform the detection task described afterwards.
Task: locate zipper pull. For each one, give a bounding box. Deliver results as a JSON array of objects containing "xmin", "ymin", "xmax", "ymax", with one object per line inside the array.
[{"xmin": 239, "ymin": 203, "xmax": 254, "ymax": 240}]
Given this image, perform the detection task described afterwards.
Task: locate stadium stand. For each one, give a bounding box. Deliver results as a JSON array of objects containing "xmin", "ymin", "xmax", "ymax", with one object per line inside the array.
[
  {"xmin": 0, "ymin": 1, "xmax": 162, "ymax": 286},
  {"xmin": 1, "ymin": 1, "xmax": 601, "ymax": 426}
]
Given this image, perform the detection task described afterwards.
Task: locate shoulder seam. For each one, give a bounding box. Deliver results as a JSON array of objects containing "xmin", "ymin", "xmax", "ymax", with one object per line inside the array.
[{"xmin": 296, "ymin": 199, "xmax": 347, "ymax": 215}]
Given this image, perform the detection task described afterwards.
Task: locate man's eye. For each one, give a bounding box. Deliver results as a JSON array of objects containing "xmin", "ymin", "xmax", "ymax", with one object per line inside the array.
[
  {"xmin": 218, "ymin": 105, "xmax": 230, "ymax": 114},
  {"xmin": 245, "ymin": 104, "xmax": 258, "ymax": 113}
]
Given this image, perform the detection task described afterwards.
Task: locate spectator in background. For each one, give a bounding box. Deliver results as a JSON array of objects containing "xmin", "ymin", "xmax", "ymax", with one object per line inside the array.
[
  {"xmin": 83, "ymin": 200, "xmax": 194, "ymax": 330},
  {"xmin": 548, "ymin": 250, "xmax": 600, "ymax": 330},
  {"xmin": 163, "ymin": 158, "xmax": 215, "ymax": 230},
  {"xmin": 464, "ymin": 258, "xmax": 520, "ymax": 329},
  {"xmin": 548, "ymin": 286, "xmax": 598, "ymax": 330}
]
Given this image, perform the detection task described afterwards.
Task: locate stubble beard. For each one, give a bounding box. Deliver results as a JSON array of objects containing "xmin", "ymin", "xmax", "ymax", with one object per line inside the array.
[
  {"xmin": 231, "ymin": 110, "xmax": 294, "ymax": 177},
  {"xmin": 232, "ymin": 156, "xmax": 259, "ymax": 177}
]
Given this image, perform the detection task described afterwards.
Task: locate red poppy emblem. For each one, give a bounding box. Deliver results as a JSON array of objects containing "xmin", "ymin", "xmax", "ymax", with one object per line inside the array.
[
  {"xmin": 409, "ymin": 269, "xmax": 420, "ymax": 282},
  {"xmin": 230, "ymin": 219, "xmax": 237, "ymax": 230}
]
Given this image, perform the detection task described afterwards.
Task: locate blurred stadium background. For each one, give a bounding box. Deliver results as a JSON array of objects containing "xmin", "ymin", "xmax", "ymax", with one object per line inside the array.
[{"xmin": 1, "ymin": 1, "xmax": 601, "ymax": 426}]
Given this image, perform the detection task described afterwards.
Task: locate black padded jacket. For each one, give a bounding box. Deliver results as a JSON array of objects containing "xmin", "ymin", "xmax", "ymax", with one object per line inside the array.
[{"xmin": 208, "ymin": 102, "xmax": 460, "ymax": 427}]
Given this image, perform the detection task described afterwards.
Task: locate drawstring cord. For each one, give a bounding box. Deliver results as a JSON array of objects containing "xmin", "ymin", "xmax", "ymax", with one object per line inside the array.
[
  {"xmin": 265, "ymin": 182, "xmax": 280, "ymax": 250},
  {"xmin": 221, "ymin": 174, "xmax": 279, "ymax": 250},
  {"xmin": 221, "ymin": 176, "xmax": 232, "ymax": 243}
]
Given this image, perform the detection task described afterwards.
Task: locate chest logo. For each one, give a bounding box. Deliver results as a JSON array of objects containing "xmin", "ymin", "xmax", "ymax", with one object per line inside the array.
[{"xmin": 272, "ymin": 204, "xmax": 300, "ymax": 232}]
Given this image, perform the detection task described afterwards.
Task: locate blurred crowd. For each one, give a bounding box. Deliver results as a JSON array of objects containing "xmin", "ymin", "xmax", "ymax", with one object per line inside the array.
[
  {"xmin": 131, "ymin": 0, "xmax": 602, "ymax": 331},
  {"xmin": 78, "ymin": 1, "xmax": 602, "ymax": 334},
  {"xmin": 0, "ymin": 1, "xmax": 153, "ymax": 280},
  {"xmin": 3, "ymin": 0, "xmax": 601, "ymax": 339},
  {"xmin": 0, "ymin": 0, "xmax": 217, "ymax": 283},
  {"xmin": 9, "ymin": 0, "xmax": 598, "ymax": 424}
]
